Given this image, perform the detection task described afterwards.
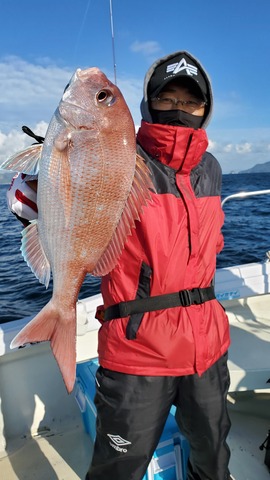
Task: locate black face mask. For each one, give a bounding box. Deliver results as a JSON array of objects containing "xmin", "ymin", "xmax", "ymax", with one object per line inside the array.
[{"xmin": 151, "ymin": 109, "xmax": 204, "ymax": 129}]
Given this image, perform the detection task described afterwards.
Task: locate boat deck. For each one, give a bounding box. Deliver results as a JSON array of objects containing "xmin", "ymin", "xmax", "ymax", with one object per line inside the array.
[
  {"xmin": 224, "ymin": 294, "xmax": 270, "ymax": 392},
  {"xmin": 1, "ymin": 390, "xmax": 270, "ymax": 479},
  {"xmin": 0, "ymin": 416, "xmax": 92, "ymax": 480},
  {"xmin": 1, "ymin": 266, "xmax": 270, "ymax": 479}
]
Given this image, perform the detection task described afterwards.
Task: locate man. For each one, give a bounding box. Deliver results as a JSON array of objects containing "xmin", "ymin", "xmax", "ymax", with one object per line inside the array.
[
  {"xmin": 7, "ymin": 51, "xmax": 233, "ymax": 480},
  {"xmin": 86, "ymin": 51, "xmax": 232, "ymax": 480}
]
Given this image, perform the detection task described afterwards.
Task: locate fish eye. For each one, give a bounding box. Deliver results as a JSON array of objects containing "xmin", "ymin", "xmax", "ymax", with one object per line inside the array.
[{"xmin": 96, "ymin": 89, "xmax": 115, "ymax": 106}]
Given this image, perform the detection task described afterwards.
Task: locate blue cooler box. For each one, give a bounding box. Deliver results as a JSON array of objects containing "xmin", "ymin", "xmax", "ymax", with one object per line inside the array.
[
  {"xmin": 75, "ymin": 359, "xmax": 189, "ymax": 480},
  {"xmin": 75, "ymin": 358, "xmax": 99, "ymax": 441}
]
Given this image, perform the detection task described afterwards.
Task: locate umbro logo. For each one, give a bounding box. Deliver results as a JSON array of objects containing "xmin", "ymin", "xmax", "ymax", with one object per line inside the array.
[
  {"xmin": 166, "ymin": 57, "xmax": 198, "ymax": 76},
  {"xmin": 107, "ymin": 434, "xmax": 131, "ymax": 446},
  {"xmin": 107, "ymin": 434, "xmax": 132, "ymax": 453}
]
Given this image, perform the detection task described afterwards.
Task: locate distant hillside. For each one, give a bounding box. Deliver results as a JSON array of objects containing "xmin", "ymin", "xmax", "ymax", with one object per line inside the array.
[{"xmin": 241, "ymin": 161, "xmax": 270, "ymax": 174}]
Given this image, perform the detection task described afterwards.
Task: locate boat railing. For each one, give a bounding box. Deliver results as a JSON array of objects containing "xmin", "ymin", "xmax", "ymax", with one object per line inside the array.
[
  {"xmin": 221, "ymin": 189, "xmax": 270, "ymax": 207},
  {"xmin": 221, "ymin": 189, "xmax": 270, "ymax": 262}
]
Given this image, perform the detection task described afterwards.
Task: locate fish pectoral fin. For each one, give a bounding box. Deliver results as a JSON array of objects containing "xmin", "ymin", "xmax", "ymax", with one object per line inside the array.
[
  {"xmin": 0, "ymin": 144, "xmax": 42, "ymax": 175},
  {"xmin": 92, "ymin": 154, "xmax": 154, "ymax": 276},
  {"xmin": 10, "ymin": 301, "xmax": 77, "ymax": 393},
  {"xmin": 21, "ymin": 220, "xmax": 51, "ymax": 288},
  {"xmin": 49, "ymin": 132, "xmax": 72, "ymax": 224},
  {"xmin": 52, "ymin": 147, "xmax": 72, "ymax": 224}
]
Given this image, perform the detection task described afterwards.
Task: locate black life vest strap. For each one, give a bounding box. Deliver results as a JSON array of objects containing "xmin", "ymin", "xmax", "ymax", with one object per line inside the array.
[{"xmin": 104, "ymin": 286, "xmax": 215, "ymax": 321}]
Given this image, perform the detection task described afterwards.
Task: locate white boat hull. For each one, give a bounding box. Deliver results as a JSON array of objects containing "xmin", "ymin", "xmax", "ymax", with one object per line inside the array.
[{"xmin": 1, "ymin": 262, "xmax": 270, "ymax": 478}]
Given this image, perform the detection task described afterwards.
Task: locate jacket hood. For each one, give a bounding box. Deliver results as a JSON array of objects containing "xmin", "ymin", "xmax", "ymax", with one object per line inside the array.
[{"xmin": 140, "ymin": 50, "xmax": 213, "ymax": 129}]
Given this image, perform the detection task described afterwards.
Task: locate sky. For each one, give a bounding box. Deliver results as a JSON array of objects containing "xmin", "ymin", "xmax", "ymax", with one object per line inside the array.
[{"xmin": 0, "ymin": 0, "xmax": 270, "ymax": 173}]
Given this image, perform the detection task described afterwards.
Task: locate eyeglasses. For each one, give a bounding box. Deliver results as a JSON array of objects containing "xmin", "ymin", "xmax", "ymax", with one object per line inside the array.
[{"xmin": 151, "ymin": 96, "xmax": 206, "ymax": 113}]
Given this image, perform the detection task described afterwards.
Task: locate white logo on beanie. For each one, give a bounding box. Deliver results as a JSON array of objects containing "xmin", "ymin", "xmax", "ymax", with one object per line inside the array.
[{"xmin": 166, "ymin": 58, "xmax": 198, "ymax": 76}]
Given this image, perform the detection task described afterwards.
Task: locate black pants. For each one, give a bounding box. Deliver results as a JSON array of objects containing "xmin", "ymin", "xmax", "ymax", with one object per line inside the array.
[{"xmin": 85, "ymin": 353, "xmax": 231, "ymax": 480}]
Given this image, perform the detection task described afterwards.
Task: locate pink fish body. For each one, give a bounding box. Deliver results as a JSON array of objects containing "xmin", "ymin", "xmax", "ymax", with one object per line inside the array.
[{"xmin": 1, "ymin": 68, "xmax": 153, "ymax": 392}]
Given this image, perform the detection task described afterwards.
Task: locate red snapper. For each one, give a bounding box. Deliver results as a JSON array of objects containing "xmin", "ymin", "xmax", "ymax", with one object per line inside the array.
[{"xmin": 1, "ymin": 68, "xmax": 153, "ymax": 392}]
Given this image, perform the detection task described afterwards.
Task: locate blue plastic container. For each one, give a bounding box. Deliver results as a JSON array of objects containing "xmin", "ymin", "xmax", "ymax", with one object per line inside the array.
[
  {"xmin": 75, "ymin": 358, "xmax": 99, "ymax": 441},
  {"xmin": 144, "ymin": 409, "xmax": 189, "ymax": 480}
]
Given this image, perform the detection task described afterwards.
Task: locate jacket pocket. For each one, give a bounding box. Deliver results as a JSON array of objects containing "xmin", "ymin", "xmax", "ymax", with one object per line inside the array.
[{"xmin": 126, "ymin": 262, "xmax": 152, "ymax": 340}]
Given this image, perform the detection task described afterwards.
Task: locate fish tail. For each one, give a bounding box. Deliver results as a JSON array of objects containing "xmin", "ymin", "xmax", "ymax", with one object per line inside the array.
[{"xmin": 10, "ymin": 301, "xmax": 76, "ymax": 393}]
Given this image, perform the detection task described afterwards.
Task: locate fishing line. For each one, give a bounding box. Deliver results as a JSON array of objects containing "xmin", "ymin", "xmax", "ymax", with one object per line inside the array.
[
  {"xmin": 74, "ymin": 0, "xmax": 117, "ymax": 84},
  {"xmin": 73, "ymin": 0, "xmax": 92, "ymax": 63},
  {"xmin": 109, "ymin": 0, "xmax": 117, "ymax": 84}
]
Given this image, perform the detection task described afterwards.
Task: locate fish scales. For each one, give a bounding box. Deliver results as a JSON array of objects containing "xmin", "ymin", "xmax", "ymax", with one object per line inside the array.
[{"xmin": 1, "ymin": 67, "xmax": 153, "ymax": 392}]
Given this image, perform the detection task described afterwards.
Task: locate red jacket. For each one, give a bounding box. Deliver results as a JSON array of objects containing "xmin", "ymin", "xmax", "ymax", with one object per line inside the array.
[{"xmin": 97, "ymin": 121, "xmax": 230, "ymax": 376}]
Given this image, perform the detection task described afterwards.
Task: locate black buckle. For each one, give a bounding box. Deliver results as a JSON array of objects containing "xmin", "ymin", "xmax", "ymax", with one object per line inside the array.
[
  {"xmin": 178, "ymin": 289, "xmax": 192, "ymax": 307},
  {"xmin": 190, "ymin": 288, "xmax": 203, "ymax": 305},
  {"xmin": 178, "ymin": 288, "xmax": 204, "ymax": 306}
]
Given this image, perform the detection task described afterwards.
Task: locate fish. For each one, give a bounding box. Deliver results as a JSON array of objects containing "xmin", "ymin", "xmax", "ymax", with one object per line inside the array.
[{"xmin": 1, "ymin": 67, "xmax": 153, "ymax": 393}]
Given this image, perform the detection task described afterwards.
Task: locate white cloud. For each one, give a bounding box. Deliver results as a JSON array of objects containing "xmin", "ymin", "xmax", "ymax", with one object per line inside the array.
[
  {"xmin": 0, "ymin": 54, "xmax": 144, "ymax": 139},
  {"xmin": 223, "ymin": 144, "xmax": 234, "ymax": 153},
  {"xmin": 207, "ymin": 135, "xmax": 270, "ymax": 173},
  {"xmin": 0, "ymin": 55, "xmax": 143, "ymax": 170},
  {"xmin": 235, "ymin": 143, "xmax": 252, "ymax": 154},
  {"xmin": 1, "ymin": 55, "xmax": 270, "ymax": 176},
  {"xmin": 208, "ymin": 139, "xmax": 216, "ymax": 150},
  {"xmin": 0, "ymin": 56, "xmax": 72, "ymax": 133},
  {"xmin": 130, "ymin": 41, "xmax": 162, "ymax": 57},
  {"xmin": 0, "ymin": 121, "xmax": 48, "ymax": 166},
  {"xmin": 210, "ymin": 141, "xmax": 254, "ymax": 156}
]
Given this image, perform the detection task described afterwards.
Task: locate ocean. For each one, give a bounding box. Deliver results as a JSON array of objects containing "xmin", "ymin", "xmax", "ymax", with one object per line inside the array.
[{"xmin": 1, "ymin": 173, "xmax": 270, "ymax": 323}]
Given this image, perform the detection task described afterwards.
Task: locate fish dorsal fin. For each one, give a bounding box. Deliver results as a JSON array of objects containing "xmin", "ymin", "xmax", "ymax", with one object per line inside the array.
[
  {"xmin": 92, "ymin": 154, "xmax": 153, "ymax": 276},
  {"xmin": 0, "ymin": 144, "xmax": 42, "ymax": 175},
  {"xmin": 21, "ymin": 220, "xmax": 51, "ymax": 288}
]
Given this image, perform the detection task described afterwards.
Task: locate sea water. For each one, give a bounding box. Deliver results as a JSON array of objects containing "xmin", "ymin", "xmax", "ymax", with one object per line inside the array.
[{"xmin": 1, "ymin": 173, "xmax": 270, "ymax": 323}]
